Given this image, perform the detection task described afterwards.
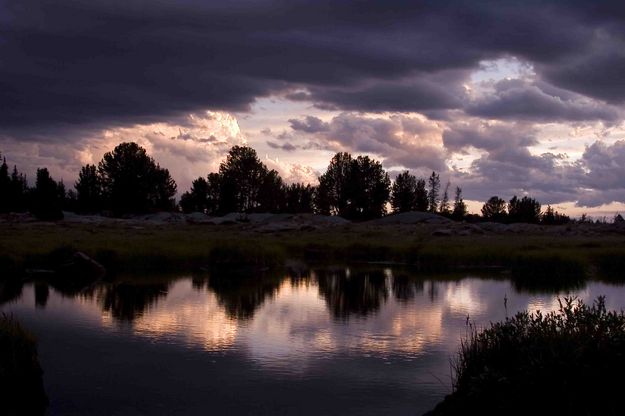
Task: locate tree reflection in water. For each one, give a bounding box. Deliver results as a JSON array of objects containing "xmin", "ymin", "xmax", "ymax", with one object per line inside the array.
[
  {"xmin": 315, "ymin": 268, "xmax": 389, "ymax": 319},
  {"xmin": 34, "ymin": 283, "xmax": 49, "ymax": 309},
  {"xmin": 6, "ymin": 264, "xmax": 588, "ymax": 325},
  {"xmin": 391, "ymin": 272, "xmax": 424, "ymax": 302},
  {"xmin": 0, "ymin": 279, "xmax": 23, "ymax": 305},
  {"xmin": 98, "ymin": 282, "xmax": 170, "ymax": 322},
  {"xmin": 194, "ymin": 269, "xmax": 284, "ymax": 320}
]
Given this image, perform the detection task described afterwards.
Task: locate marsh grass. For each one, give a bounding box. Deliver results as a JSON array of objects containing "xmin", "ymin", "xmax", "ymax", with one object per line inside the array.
[
  {"xmin": 0, "ymin": 314, "xmax": 47, "ymax": 415},
  {"xmin": 427, "ymin": 297, "xmax": 625, "ymax": 415},
  {"xmin": 593, "ymin": 251, "xmax": 625, "ymax": 281},
  {"xmin": 2, "ymin": 223, "xmax": 625, "ymax": 285},
  {"xmin": 509, "ymin": 253, "xmax": 587, "ymax": 293}
]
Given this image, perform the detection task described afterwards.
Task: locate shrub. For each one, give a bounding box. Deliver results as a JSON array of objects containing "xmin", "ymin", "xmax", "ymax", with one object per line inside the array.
[
  {"xmin": 0, "ymin": 314, "xmax": 47, "ymax": 415},
  {"xmin": 427, "ymin": 297, "xmax": 625, "ymax": 415}
]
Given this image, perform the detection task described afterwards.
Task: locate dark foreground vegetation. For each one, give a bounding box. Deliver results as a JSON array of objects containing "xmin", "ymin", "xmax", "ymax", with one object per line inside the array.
[
  {"xmin": 0, "ymin": 314, "xmax": 47, "ymax": 416},
  {"xmin": 426, "ymin": 297, "xmax": 625, "ymax": 416}
]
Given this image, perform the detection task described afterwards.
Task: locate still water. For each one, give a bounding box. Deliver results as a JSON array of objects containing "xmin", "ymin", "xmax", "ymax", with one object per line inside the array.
[{"xmin": 2, "ymin": 267, "xmax": 625, "ymax": 415}]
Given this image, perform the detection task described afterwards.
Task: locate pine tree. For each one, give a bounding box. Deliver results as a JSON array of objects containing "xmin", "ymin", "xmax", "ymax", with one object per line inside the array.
[
  {"xmin": 452, "ymin": 186, "xmax": 467, "ymax": 220},
  {"xmin": 439, "ymin": 180, "xmax": 451, "ymax": 215},
  {"xmin": 427, "ymin": 172, "xmax": 440, "ymax": 213},
  {"xmin": 0, "ymin": 154, "xmax": 9, "ymax": 212}
]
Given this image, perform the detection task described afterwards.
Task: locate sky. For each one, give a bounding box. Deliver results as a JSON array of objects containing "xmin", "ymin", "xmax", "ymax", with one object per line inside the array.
[{"xmin": 2, "ymin": 1, "xmax": 625, "ymax": 216}]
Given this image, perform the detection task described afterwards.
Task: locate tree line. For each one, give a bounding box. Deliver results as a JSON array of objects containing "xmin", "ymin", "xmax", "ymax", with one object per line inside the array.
[
  {"xmin": 0, "ymin": 143, "xmax": 176, "ymax": 220},
  {"xmin": 0, "ymin": 142, "xmax": 594, "ymax": 225}
]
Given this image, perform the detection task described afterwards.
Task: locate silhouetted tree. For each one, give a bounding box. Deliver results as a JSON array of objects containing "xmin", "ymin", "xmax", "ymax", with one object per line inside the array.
[
  {"xmin": 98, "ymin": 142, "xmax": 177, "ymax": 215},
  {"xmin": 439, "ymin": 179, "xmax": 451, "ymax": 215},
  {"xmin": 75, "ymin": 164, "xmax": 102, "ymax": 214},
  {"xmin": 315, "ymin": 152, "xmax": 353, "ymax": 216},
  {"xmin": 615, "ymin": 213, "xmax": 624, "ymax": 224},
  {"xmin": 415, "ymin": 178, "xmax": 428, "ymax": 211},
  {"xmin": 427, "ymin": 171, "xmax": 440, "ymax": 213},
  {"xmin": 508, "ymin": 195, "xmax": 541, "ymax": 223},
  {"xmin": 179, "ymin": 176, "xmax": 209, "ymax": 213},
  {"xmin": 64, "ymin": 189, "xmax": 78, "ymax": 212},
  {"xmin": 283, "ymin": 183, "xmax": 315, "ymax": 213},
  {"xmin": 218, "ymin": 145, "xmax": 272, "ymax": 213},
  {"xmin": 316, "ymin": 153, "xmax": 390, "ymax": 220},
  {"xmin": 0, "ymin": 154, "xmax": 28, "ymax": 213},
  {"xmin": 481, "ymin": 196, "xmax": 507, "ymax": 222},
  {"xmin": 257, "ymin": 169, "xmax": 284, "ymax": 212},
  {"xmin": 30, "ymin": 168, "xmax": 63, "ymax": 220},
  {"xmin": 391, "ymin": 171, "xmax": 417, "ymax": 213},
  {"xmin": 57, "ymin": 180, "xmax": 66, "ymax": 209},
  {"xmin": 190, "ymin": 172, "xmax": 224, "ymax": 214},
  {"xmin": 541, "ymin": 205, "xmax": 570, "ymax": 225},
  {"xmin": 347, "ymin": 155, "xmax": 390, "ymax": 220},
  {"xmin": 0, "ymin": 155, "xmax": 9, "ymax": 212},
  {"xmin": 452, "ymin": 186, "xmax": 467, "ymax": 220}
]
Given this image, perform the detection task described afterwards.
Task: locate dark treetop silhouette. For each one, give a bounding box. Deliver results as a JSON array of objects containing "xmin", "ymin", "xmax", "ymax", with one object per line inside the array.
[{"xmin": 0, "ymin": 143, "xmax": 578, "ymax": 224}]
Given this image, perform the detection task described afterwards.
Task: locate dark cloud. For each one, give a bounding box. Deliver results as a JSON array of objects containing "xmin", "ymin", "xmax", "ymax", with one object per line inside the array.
[
  {"xmin": 267, "ymin": 141, "xmax": 298, "ymax": 152},
  {"xmin": 466, "ymin": 80, "xmax": 623, "ymax": 123},
  {"xmin": 307, "ymin": 72, "xmax": 469, "ymax": 112},
  {"xmin": 443, "ymin": 121, "xmax": 537, "ymax": 153},
  {"xmin": 289, "ymin": 116, "xmax": 330, "ymax": 133},
  {"xmin": 3, "ymin": 0, "xmax": 625, "ymax": 135},
  {"xmin": 580, "ymin": 141, "xmax": 625, "ymax": 192}
]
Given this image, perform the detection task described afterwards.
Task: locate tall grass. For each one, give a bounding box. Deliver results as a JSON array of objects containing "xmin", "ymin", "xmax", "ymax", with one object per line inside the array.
[
  {"xmin": 0, "ymin": 314, "xmax": 47, "ymax": 415},
  {"xmin": 2, "ymin": 222, "xmax": 625, "ymax": 283},
  {"xmin": 426, "ymin": 297, "xmax": 625, "ymax": 415}
]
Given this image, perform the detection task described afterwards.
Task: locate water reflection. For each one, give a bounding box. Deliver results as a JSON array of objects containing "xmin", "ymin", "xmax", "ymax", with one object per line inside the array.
[
  {"xmin": 511, "ymin": 274, "xmax": 587, "ymax": 294},
  {"xmin": 0, "ymin": 279, "xmax": 23, "ymax": 305},
  {"xmin": 316, "ymin": 267, "xmax": 389, "ymax": 318},
  {"xmin": 97, "ymin": 282, "xmax": 170, "ymax": 322},
  {"xmin": 34, "ymin": 282, "xmax": 49, "ymax": 308},
  {"xmin": 391, "ymin": 271, "xmax": 424, "ymax": 302},
  {"xmin": 195, "ymin": 270, "xmax": 283, "ymax": 319},
  {"xmin": 4, "ymin": 268, "xmax": 625, "ymax": 416},
  {"xmin": 132, "ymin": 282, "xmax": 238, "ymax": 351}
]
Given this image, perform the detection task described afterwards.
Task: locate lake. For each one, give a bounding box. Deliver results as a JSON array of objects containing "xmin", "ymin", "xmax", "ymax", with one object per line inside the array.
[{"xmin": 2, "ymin": 266, "xmax": 625, "ymax": 415}]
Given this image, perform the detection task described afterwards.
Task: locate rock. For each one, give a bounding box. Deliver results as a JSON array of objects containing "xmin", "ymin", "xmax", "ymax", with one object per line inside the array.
[
  {"xmin": 185, "ymin": 212, "xmax": 213, "ymax": 224},
  {"xmin": 432, "ymin": 228, "xmax": 454, "ymax": 236},
  {"xmin": 477, "ymin": 222, "xmax": 509, "ymax": 233},
  {"xmin": 135, "ymin": 212, "xmax": 186, "ymax": 224},
  {"xmin": 370, "ymin": 211, "xmax": 452, "ymax": 225},
  {"xmin": 255, "ymin": 222, "xmax": 300, "ymax": 233},
  {"xmin": 463, "ymin": 224, "xmax": 486, "ymax": 234}
]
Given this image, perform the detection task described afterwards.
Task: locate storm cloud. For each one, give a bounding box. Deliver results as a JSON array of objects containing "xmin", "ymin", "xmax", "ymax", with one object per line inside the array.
[
  {"xmin": 2, "ymin": 0, "xmax": 625, "ymax": 135},
  {"xmin": 2, "ymin": 0, "xmax": 625, "ymax": 210}
]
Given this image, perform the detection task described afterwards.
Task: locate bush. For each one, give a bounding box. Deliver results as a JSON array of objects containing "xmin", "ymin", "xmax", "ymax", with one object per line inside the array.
[
  {"xmin": 0, "ymin": 314, "xmax": 47, "ymax": 415},
  {"xmin": 426, "ymin": 297, "xmax": 625, "ymax": 415}
]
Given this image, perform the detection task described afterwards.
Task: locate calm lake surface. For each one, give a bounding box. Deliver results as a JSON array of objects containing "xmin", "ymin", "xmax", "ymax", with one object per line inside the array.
[{"xmin": 2, "ymin": 267, "xmax": 625, "ymax": 415}]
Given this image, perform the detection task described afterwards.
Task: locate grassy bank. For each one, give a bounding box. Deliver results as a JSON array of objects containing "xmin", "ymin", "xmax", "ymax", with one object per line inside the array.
[
  {"xmin": 0, "ymin": 314, "xmax": 47, "ymax": 415},
  {"xmin": 426, "ymin": 297, "xmax": 625, "ymax": 415},
  {"xmin": 2, "ymin": 222, "xmax": 625, "ymax": 281}
]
